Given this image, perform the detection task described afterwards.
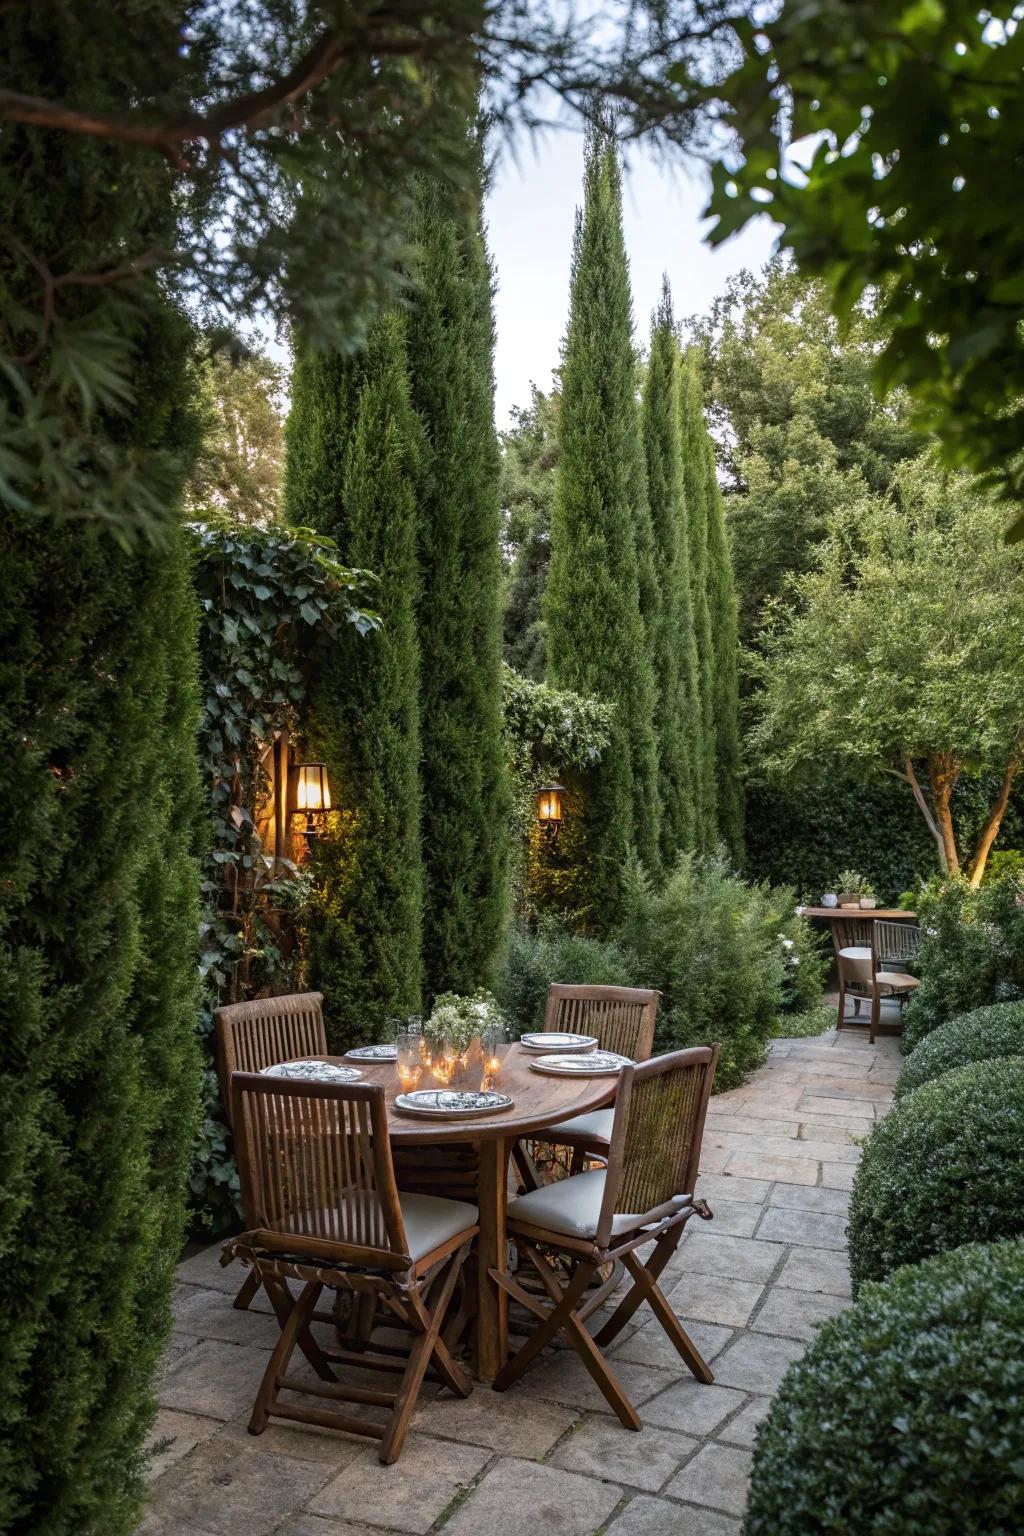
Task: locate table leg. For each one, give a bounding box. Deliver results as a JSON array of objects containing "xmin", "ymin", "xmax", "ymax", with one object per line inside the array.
[{"xmin": 475, "ymin": 1136, "xmax": 509, "ymax": 1380}]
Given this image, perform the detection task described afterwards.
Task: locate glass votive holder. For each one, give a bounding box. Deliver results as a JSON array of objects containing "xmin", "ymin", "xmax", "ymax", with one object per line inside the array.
[
  {"xmin": 395, "ymin": 1027, "xmax": 424, "ymax": 1093},
  {"xmin": 480, "ymin": 1023, "xmax": 506, "ymax": 1092}
]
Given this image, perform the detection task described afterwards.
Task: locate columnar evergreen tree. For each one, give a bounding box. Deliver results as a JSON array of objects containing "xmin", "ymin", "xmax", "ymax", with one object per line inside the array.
[
  {"xmin": 286, "ymin": 312, "xmax": 424, "ymax": 1043},
  {"xmin": 406, "ymin": 171, "xmax": 509, "ymax": 997},
  {"xmin": 704, "ymin": 429, "xmax": 745, "ymax": 859},
  {"xmin": 642, "ymin": 280, "xmax": 700, "ymax": 860},
  {"xmin": 546, "ymin": 123, "xmax": 660, "ymax": 921},
  {"xmin": 679, "ymin": 352, "xmax": 719, "ymax": 850},
  {"xmin": 0, "ymin": 7, "xmax": 202, "ymax": 1529},
  {"xmin": 502, "ymin": 387, "xmax": 559, "ymax": 681}
]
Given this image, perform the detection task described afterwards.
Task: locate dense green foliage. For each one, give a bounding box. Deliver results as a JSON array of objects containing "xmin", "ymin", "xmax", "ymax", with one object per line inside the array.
[
  {"xmin": 546, "ymin": 123, "xmax": 661, "ymax": 915},
  {"xmin": 743, "ymin": 1240, "xmax": 1024, "ymax": 1536},
  {"xmin": 897, "ymin": 1001, "xmax": 1024, "ymax": 1102},
  {"xmin": 501, "ymin": 387, "xmax": 558, "ymax": 681},
  {"xmin": 679, "ymin": 356, "xmax": 719, "ymax": 851},
  {"xmin": 0, "ymin": 6, "xmax": 204, "ymax": 1524},
  {"xmin": 187, "ymin": 347, "xmax": 287, "ymax": 526},
  {"xmin": 847, "ymin": 1059, "xmax": 1024, "ymax": 1292},
  {"xmin": 497, "ymin": 922, "xmax": 635, "ymax": 1037},
  {"xmin": 751, "ymin": 455, "xmax": 1024, "ymax": 882},
  {"xmin": 642, "ymin": 283, "xmax": 698, "ymax": 860},
  {"xmin": 617, "ymin": 854, "xmax": 825, "ymax": 1090},
  {"xmin": 902, "ymin": 869, "xmax": 1024, "ymax": 1052},
  {"xmin": 694, "ymin": 3, "xmax": 1024, "ymax": 519},
  {"xmin": 704, "ymin": 429, "xmax": 744, "ymax": 860},
  {"xmin": 407, "ymin": 173, "xmax": 509, "ymax": 997},
  {"xmin": 191, "ymin": 523, "xmax": 372, "ymax": 1224},
  {"xmin": 287, "ymin": 312, "xmax": 424, "ymax": 1047}
]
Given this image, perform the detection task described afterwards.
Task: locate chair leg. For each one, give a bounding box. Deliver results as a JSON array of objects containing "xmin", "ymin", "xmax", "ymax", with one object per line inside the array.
[
  {"xmin": 617, "ymin": 1247, "xmax": 713, "ymax": 1385},
  {"xmin": 249, "ymin": 1280, "xmax": 322, "ymax": 1435},
  {"xmin": 233, "ymin": 1268, "xmax": 261, "ymax": 1311},
  {"xmin": 836, "ymin": 975, "xmax": 847, "ymax": 1031},
  {"xmin": 869, "ymin": 986, "xmax": 881, "ymax": 1045},
  {"xmin": 380, "ymin": 1249, "xmax": 470, "ymax": 1465},
  {"xmin": 263, "ymin": 1272, "xmax": 336, "ymax": 1383},
  {"xmin": 593, "ymin": 1226, "xmax": 682, "ymax": 1348},
  {"xmin": 512, "ymin": 1140, "xmax": 542, "ymax": 1192},
  {"xmin": 492, "ymin": 1253, "xmax": 594, "ymax": 1391}
]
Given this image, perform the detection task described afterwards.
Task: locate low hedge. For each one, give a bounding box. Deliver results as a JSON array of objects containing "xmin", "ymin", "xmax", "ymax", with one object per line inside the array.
[
  {"xmin": 847, "ymin": 1058, "xmax": 1024, "ymax": 1292},
  {"xmin": 743, "ymin": 1241, "xmax": 1024, "ymax": 1536},
  {"xmin": 896, "ymin": 1000, "xmax": 1024, "ymax": 1101}
]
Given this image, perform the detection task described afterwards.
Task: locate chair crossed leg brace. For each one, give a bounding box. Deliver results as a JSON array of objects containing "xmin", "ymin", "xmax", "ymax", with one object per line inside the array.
[{"xmin": 491, "ymin": 1046, "xmax": 720, "ymax": 1431}]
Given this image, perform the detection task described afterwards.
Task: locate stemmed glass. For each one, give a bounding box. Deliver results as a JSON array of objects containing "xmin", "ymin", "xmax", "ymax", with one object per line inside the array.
[{"xmin": 396, "ymin": 1026, "xmax": 424, "ymax": 1093}]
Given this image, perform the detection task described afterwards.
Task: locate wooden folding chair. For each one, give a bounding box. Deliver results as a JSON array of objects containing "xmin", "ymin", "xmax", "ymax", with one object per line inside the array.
[
  {"xmin": 223, "ymin": 1072, "xmax": 478, "ymax": 1464},
  {"xmin": 492, "ymin": 1045, "xmax": 718, "ymax": 1429},
  {"xmin": 869, "ymin": 920, "xmax": 921, "ymax": 1043},
  {"xmin": 832, "ymin": 917, "xmax": 874, "ymax": 1030},
  {"xmin": 214, "ymin": 991, "xmax": 327, "ymax": 1310},
  {"xmin": 518, "ymin": 985, "xmax": 661, "ymax": 1186}
]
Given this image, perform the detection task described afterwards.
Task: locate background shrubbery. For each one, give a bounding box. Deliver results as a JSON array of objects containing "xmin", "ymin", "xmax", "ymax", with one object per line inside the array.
[
  {"xmin": 896, "ymin": 1000, "xmax": 1024, "ymax": 1100},
  {"xmin": 847, "ymin": 1058, "xmax": 1024, "ymax": 1292},
  {"xmin": 743, "ymin": 1241, "xmax": 1024, "ymax": 1536}
]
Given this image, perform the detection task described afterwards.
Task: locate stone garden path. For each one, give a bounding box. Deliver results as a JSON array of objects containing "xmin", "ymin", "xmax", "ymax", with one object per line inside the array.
[{"xmin": 142, "ymin": 1026, "xmax": 900, "ymax": 1536}]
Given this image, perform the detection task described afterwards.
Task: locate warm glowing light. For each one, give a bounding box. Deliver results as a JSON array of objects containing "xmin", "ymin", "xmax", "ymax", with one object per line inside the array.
[
  {"xmin": 295, "ymin": 762, "xmax": 331, "ymax": 812},
  {"xmin": 536, "ymin": 782, "xmax": 565, "ymax": 825}
]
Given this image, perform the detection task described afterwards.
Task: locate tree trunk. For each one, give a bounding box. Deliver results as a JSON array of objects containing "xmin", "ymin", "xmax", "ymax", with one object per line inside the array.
[
  {"xmin": 969, "ymin": 754, "xmax": 1019, "ymax": 887},
  {"xmin": 898, "ymin": 755, "xmax": 949, "ymax": 871},
  {"xmin": 928, "ymin": 752, "xmax": 961, "ymax": 875}
]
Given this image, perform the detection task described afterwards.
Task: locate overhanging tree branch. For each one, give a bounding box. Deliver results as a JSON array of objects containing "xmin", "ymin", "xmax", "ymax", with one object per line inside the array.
[{"xmin": 969, "ymin": 750, "xmax": 1020, "ymax": 888}]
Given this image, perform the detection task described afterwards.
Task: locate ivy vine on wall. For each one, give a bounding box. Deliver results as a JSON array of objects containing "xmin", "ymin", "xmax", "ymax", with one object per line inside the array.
[{"xmin": 189, "ymin": 521, "xmax": 377, "ymax": 1228}]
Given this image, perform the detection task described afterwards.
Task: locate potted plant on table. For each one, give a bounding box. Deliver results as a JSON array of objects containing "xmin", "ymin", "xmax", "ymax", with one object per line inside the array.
[{"xmin": 835, "ymin": 870, "xmax": 877, "ymax": 909}]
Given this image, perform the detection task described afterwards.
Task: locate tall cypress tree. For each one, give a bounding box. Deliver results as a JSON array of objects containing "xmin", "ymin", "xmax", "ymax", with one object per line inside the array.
[
  {"xmin": 643, "ymin": 281, "xmax": 700, "ymax": 860},
  {"xmin": 406, "ymin": 171, "xmax": 509, "ymax": 997},
  {"xmin": 0, "ymin": 7, "xmax": 202, "ymax": 1528},
  {"xmin": 680, "ymin": 351, "xmax": 719, "ymax": 850},
  {"xmin": 546, "ymin": 124, "xmax": 660, "ymax": 922},
  {"xmin": 704, "ymin": 429, "xmax": 745, "ymax": 859},
  {"xmin": 286, "ymin": 312, "xmax": 424, "ymax": 1043}
]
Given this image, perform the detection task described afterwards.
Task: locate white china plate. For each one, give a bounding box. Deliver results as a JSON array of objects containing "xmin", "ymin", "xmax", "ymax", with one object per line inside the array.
[
  {"xmin": 394, "ymin": 1089, "xmax": 514, "ymax": 1119},
  {"xmin": 344, "ymin": 1043, "xmax": 398, "ymax": 1061},
  {"xmin": 520, "ymin": 1032, "xmax": 598, "ymax": 1052},
  {"xmin": 262, "ymin": 1059, "xmax": 362, "ymax": 1083},
  {"xmin": 529, "ymin": 1051, "xmax": 633, "ymax": 1076}
]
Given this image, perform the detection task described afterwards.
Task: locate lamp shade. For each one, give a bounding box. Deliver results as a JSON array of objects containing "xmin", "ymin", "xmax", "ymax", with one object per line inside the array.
[
  {"xmin": 295, "ymin": 762, "xmax": 331, "ymax": 813},
  {"xmin": 536, "ymin": 782, "xmax": 565, "ymax": 824}
]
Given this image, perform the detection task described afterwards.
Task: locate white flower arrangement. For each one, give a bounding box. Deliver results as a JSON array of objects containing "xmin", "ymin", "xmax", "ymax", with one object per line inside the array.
[{"xmin": 425, "ymin": 989, "xmax": 506, "ymax": 1053}]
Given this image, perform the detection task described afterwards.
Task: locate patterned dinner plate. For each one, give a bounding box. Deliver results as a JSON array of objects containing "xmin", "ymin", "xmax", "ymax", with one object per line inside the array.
[
  {"xmin": 529, "ymin": 1051, "xmax": 633, "ymax": 1076},
  {"xmin": 393, "ymin": 1089, "xmax": 514, "ymax": 1119},
  {"xmin": 261, "ymin": 1059, "xmax": 362, "ymax": 1083},
  {"xmin": 344, "ymin": 1043, "xmax": 399, "ymax": 1061},
  {"xmin": 520, "ymin": 1032, "xmax": 598, "ymax": 1052}
]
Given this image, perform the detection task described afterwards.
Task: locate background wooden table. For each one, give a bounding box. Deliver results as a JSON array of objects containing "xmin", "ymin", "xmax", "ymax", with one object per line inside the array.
[{"xmin": 320, "ymin": 1042, "xmax": 618, "ymax": 1379}]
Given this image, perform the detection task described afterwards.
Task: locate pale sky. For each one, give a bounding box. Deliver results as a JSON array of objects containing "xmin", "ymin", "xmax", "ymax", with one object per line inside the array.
[{"xmin": 486, "ymin": 127, "xmax": 780, "ymax": 428}]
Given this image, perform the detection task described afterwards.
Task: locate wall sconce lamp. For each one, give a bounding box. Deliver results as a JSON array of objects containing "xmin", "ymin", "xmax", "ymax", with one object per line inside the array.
[
  {"xmin": 536, "ymin": 782, "xmax": 565, "ymax": 833},
  {"xmin": 292, "ymin": 762, "xmax": 332, "ymax": 851}
]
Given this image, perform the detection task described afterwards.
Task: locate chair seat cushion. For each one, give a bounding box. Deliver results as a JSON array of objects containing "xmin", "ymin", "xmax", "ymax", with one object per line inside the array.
[
  {"xmin": 533, "ymin": 1108, "xmax": 614, "ymax": 1145},
  {"xmin": 399, "ymin": 1192, "xmax": 478, "ymax": 1261},
  {"xmin": 508, "ymin": 1168, "xmax": 686, "ymax": 1241},
  {"xmin": 874, "ymin": 971, "xmax": 919, "ymax": 991}
]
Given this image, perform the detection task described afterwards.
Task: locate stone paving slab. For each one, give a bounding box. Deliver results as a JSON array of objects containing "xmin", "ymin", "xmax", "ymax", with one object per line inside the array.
[{"xmin": 141, "ymin": 1027, "xmax": 899, "ymax": 1536}]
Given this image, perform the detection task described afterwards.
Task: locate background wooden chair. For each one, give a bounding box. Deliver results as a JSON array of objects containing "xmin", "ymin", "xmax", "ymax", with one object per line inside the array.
[
  {"xmin": 491, "ymin": 1045, "xmax": 718, "ymax": 1429},
  {"xmin": 224, "ymin": 1072, "xmax": 478, "ymax": 1464},
  {"xmin": 214, "ymin": 992, "xmax": 327, "ymax": 1309},
  {"xmin": 832, "ymin": 917, "xmax": 874, "ymax": 1030},
  {"xmin": 522, "ymin": 985, "xmax": 660, "ymax": 1180},
  {"xmin": 870, "ymin": 920, "xmax": 921, "ymax": 1042}
]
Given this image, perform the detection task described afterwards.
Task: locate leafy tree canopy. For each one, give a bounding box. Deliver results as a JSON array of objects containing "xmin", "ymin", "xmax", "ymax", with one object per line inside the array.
[
  {"xmin": 750, "ymin": 454, "xmax": 1024, "ymax": 883},
  {"xmin": 187, "ymin": 343, "xmax": 286, "ymax": 526},
  {"xmin": 501, "ymin": 385, "xmax": 559, "ymax": 681},
  {"xmin": 683, "ymin": 2, "xmax": 1024, "ymax": 525}
]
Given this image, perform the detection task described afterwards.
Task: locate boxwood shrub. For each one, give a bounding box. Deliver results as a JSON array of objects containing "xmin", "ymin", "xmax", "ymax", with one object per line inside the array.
[
  {"xmin": 743, "ymin": 1241, "xmax": 1024, "ymax": 1536},
  {"xmin": 847, "ymin": 1058, "xmax": 1024, "ymax": 1291},
  {"xmin": 896, "ymin": 1000, "xmax": 1024, "ymax": 1101}
]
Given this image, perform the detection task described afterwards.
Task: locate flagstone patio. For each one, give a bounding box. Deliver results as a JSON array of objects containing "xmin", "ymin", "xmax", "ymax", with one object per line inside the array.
[{"xmin": 141, "ymin": 1025, "xmax": 900, "ymax": 1536}]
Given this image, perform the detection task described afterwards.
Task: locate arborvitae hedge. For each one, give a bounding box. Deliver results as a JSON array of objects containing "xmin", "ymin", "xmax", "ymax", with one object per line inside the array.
[
  {"xmin": 679, "ymin": 353, "xmax": 719, "ymax": 851},
  {"xmin": 642, "ymin": 281, "xmax": 699, "ymax": 859},
  {"xmin": 0, "ymin": 8, "xmax": 203, "ymax": 1522},
  {"xmin": 407, "ymin": 171, "xmax": 509, "ymax": 997},
  {"xmin": 286, "ymin": 313, "xmax": 424, "ymax": 1044},
  {"xmin": 546, "ymin": 123, "xmax": 660, "ymax": 922},
  {"xmin": 704, "ymin": 428, "xmax": 745, "ymax": 860}
]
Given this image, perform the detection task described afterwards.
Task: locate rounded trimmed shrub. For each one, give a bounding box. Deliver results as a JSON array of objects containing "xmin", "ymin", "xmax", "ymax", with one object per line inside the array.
[
  {"xmin": 847, "ymin": 1058, "xmax": 1024, "ymax": 1291},
  {"xmin": 896, "ymin": 1000, "xmax": 1024, "ymax": 1100},
  {"xmin": 743, "ymin": 1241, "xmax": 1024, "ymax": 1536}
]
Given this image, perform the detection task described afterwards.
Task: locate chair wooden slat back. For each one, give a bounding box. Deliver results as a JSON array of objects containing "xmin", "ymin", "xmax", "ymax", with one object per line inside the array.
[
  {"xmin": 215, "ymin": 992, "xmax": 326, "ymax": 1125},
  {"xmin": 873, "ymin": 920, "xmax": 921, "ymax": 966},
  {"xmin": 229, "ymin": 1074, "xmax": 410, "ymax": 1270},
  {"xmin": 544, "ymin": 984, "xmax": 660, "ymax": 1061},
  {"xmin": 832, "ymin": 917, "xmax": 873, "ymax": 952},
  {"xmin": 598, "ymin": 1047, "xmax": 717, "ymax": 1243}
]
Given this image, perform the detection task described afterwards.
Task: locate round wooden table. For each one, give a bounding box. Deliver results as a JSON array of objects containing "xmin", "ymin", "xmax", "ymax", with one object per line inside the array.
[{"xmin": 320, "ymin": 1043, "xmax": 618, "ymax": 1378}]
